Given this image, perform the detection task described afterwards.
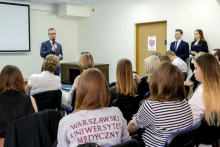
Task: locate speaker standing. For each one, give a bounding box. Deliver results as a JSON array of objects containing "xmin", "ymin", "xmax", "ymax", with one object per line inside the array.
[{"xmin": 40, "ymin": 28, "xmax": 63, "ymax": 76}]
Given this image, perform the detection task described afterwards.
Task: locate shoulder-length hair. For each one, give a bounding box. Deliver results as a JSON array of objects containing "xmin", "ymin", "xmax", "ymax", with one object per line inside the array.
[
  {"xmin": 195, "ymin": 54, "xmax": 220, "ymax": 126},
  {"xmin": 74, "ymin": 68, "xmax": 110, "ymax": 112},
  {"xmin": 116, "ymin": 58, "xmax": 137, "ymax": 97},
  {"xmin": 194, "ymin": 29, "xmax": 205, "ymax": 41},
  {"xmin": 78, "ymin": 53, "xmax": 94, "ymax": 69},
  {"xmin": 147, "ymin": 62, "xmax": 186, "ymax": 102},
  {"xmin": 0, "ymin": 65, "xmax": 26, "ymax": 94},
  {"xmin": 144, "ymin": 55, "xmax": 161, "ymax": 75},
  {"xmin": 43, "ymin": 54, "xmax": 60, "ymax": 73}
]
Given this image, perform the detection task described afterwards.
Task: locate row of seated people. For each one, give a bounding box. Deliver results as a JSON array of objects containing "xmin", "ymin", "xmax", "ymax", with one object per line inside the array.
[{"xmin": 0, "ymin": 51, "xmax": 220, "ymax": 146}]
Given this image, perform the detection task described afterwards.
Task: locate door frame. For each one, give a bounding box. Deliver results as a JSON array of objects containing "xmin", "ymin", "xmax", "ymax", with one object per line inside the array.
[{"xmin": 135, "ymin": 20, "xmax": 167, "ymax": 73}]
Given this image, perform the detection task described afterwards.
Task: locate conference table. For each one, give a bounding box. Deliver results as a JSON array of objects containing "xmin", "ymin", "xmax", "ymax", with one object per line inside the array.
[{"xmin": 61, "ymin": 62, "xmax": 109, "ymax": 84}]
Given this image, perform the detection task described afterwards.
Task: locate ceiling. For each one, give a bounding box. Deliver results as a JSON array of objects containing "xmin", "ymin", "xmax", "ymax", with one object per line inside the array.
[{"xmin": 11, "ymin": 0, "xmax": 116, "ymax": 5}]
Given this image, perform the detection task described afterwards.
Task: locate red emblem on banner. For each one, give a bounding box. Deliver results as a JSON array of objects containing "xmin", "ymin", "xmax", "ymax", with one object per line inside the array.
[{"xmin": 149, "ymin": 39, "xmax": 155, "ymax": 47}]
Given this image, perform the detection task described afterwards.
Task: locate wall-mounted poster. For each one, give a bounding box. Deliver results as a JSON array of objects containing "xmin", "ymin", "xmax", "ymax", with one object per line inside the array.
[{"xmin": 148, "ymin": 36, "xmax": 156, "ymax": 51}]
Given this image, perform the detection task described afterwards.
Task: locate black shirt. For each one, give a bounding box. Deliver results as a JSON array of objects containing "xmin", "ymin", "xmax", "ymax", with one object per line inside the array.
[
  {"xmin": 137, "ymin": 76, "xmax": 150, "ymax": 99},
  {"xmin": 0, "ymin": 89, "xmax": 34, "ymax": 138}
]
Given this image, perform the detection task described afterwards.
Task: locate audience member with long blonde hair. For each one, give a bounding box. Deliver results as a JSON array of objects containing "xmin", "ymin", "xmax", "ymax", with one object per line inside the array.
[
  {"xmin": 58, "ymin": 68, "xmax": 130, "ymax": 147},
  {"xmin": 189, "ymin": 53, "xmax": 220, "ymax": 126},
  {"xmin": 134, "ymin": 55, "xmax": 160, "ymax": 99},
  {"xmin": 62, "ymin": 52, "xmax": 94, "ymax": 108},
  {"xmin": 185, "ymin": 52, "xmax": 205, "ymax": 98},
  {"xmin": 127, "ymin": 62, "xmax": 193, "ymax": 146},
  {"xmin": 109, "ymin": 58, "xmax": 137, "ymax": 102}
]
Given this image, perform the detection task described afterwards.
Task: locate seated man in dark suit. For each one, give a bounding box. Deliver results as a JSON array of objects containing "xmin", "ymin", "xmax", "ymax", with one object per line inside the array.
[{"xmin": 170, "ymin": 29, "xmax": 189, "ymax": 61}]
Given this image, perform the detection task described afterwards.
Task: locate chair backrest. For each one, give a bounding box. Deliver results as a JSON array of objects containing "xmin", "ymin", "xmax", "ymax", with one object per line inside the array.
[
  {"xmin": 143, "ymin": 91, "xmax": 150, "ymax": 100},
  {"xmin": 109, "ymin": 81, "xmax": 116, "ymax": 87},
  {"xmin": 111, "ymin": 96, "xmax": 140, "ymax": 123},
  {"xmin": 183, "ymin": 72, "xmax": 188, "ymax": 81},
  {"xmin": 163, "ymin": 121, "xmax": 201, "ymax": 147},
  {"xmin": 109, "ymin": 138, "xmax": 139, "ymax": 147},
  {"xmin": 4, "ymin": 110, "xmax": 61, "ymax": 147},
  {"xmin": 32, "ymin": 90, "xmax": 62, "ymax": 111},
  {"xmin": 194, "ymin": 117, "xmax": 220, "ymax": 146}
]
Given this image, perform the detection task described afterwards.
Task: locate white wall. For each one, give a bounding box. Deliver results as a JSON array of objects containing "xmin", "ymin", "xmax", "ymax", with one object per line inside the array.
[
  {"xmin": 78, "ymin": 0, "xmax": 220, "ymax": 82},
  {"xmin": 0, "ymin": 3, "xmax": 78, "ymax": 78}
]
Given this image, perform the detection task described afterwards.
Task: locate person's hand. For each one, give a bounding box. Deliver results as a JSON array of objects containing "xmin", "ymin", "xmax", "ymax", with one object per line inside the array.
[
  {"xmin": 134, "ymin": 74, "xmax": 141, "ymax": 84},
  {"xmin": 52, "ymin": 44, "xmax": 57, "ymax": 50},
  {"xmin": 191, "ymin": 51, "xmax": 197, "ymax": 54},
  {"xmin": 189, "ymin": 54, "xmax": 195, "ymax": 59},
  {"xmin": 132, "ymin": 114, "xmax": 136, "ymax": 119},
  {"xmin": 59, "ymin": 54, "xmax": 62, "ymax": 59},
  {"xmin": 184, "ymin": 79, "xmax": 194, "ymax": 86}
]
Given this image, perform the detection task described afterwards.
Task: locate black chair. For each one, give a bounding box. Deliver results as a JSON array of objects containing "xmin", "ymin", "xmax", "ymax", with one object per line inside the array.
[
  {"xmin": 143, "ymin": 91, "xmax": 150, "ymax": 100},
  {"xmin": 111, "ymin": 96, "xmax": 140, "ymax": 123},
  {"xmin": 4, "ymin": 110, "xmax": 61, "ymax": 147},
  {"xmin": 71, "ymin": 88, "xmax": 77, "ymax": 110},
  {"xmin": 109, "ymin": 81, "xmax": 116, "ymax": 87},
  {"xmin": 109, "ymin": 138, "xmax": 139, "ymax": 147},
  {"xmin": 183, "ymin": 72, "xmax": 188, "ymax": 81},
  {"xmin": 163, "ymin": 120, "xmax": 201, "ymax": 147},
  {"xmin": 32, "ymin": 90, "xmax": 62, "ymax": 111},
  {"xmin": 194, "ymin": 118, "xmax": 220, "ymax": 147}
]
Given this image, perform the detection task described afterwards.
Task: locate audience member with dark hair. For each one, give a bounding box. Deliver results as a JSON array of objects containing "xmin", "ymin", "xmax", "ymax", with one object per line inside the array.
[
  {"xmin": 210, "ymin": 49, "xmax": 220, "ymax": 55},
  {"xmin": 214, "ymin": 49, "xmax": 220, "ymax": 64},
  {"xmin": 158, "ymin": 54, "xmax": 171, "ymax": 62},
  {"xmin": 189, "ymin": 53, "xmax": 220, "ymax": 125},
  {"xmin": 150, "ymin": 52, "xmax": 161, "ymax": 56},
  {"xmin": 25, "ymin": 54, "xmax": 61, "ymax": 95},
  {"xmin": 127, "ymin": 62, "xmax": 193, "ymax": 147},
  {"xmin": 62, "ymin": 52, "xmax": 94, "ymax": 108},
  {"xmin": 134, "ymin": 56, "xmax": 160, "ymax": 99},
  {"xmin": 109, "ymin": 58, "xmax": 137, "ymax": 103},
  {"xmin": 57, "ymin": 68, "xmax": 130, "ymax": 147},
  {"xmin": 0, "ymin": 65, "xmax": 38, "ymax": 139},
  {"xmin": 165, "ymin": 50, "xmax": 188, "ymax": 73},
  {"xmin": 190, "ymin": 29, "xmax": 209, "ymax": 72}
]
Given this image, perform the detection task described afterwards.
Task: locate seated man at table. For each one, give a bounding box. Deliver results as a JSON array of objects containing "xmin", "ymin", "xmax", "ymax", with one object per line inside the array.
[
  {"xmin": 165, "ymin": 50, "xmax": 188, "ymax": 73},
  {"xmin": 25, "ymin": 54, "xmax": 62, "ymax": 96}
]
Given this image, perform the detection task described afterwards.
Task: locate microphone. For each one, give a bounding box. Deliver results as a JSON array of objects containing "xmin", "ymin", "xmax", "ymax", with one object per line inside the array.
[{"xmin": 52, "ymin": 38, "xmax": 55, "ymax": 45}]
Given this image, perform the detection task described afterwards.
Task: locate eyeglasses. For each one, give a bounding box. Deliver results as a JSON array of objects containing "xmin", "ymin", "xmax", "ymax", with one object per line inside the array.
[{"xmin": 48, "ymin": 33, "xmax": 56, "ymax": 35}]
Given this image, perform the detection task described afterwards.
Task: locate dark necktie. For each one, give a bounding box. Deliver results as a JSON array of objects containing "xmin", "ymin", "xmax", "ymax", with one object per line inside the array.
[
  {"xmin": 175, "ymin": 41, "xmax": 178, "ymax": 53},
  {"xmin": 52, "ymin": 42, "xmax": 56, "ymax": 54}
]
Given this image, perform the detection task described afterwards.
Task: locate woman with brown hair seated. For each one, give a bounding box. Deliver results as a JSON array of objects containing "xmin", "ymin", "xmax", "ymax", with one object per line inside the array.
[
  {"xmin": 127, "ymin": 62, "xmax": 193, "ymax": 147},
  {"xmin": 109, "ymin": 58, "xmax": 137, "ymax": 103},
  {"xmin": 57, "ymin": 68, "xmax": 130, "ymax": 147},
  {"xmin": 0, "ymin": 65, "xmax": 38, "ymax": 145}
]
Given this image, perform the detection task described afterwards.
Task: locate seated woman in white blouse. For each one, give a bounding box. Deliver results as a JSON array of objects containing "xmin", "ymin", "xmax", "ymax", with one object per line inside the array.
[
  {"xmin": 127, "ymin": 62, "xmax": 193, "ymax": 147},
  {"xmin": 57, "ymin": 68, "xmax": 130, "ymax": 147},
  {"xmin": 25, "ymin": 54, "xmax": 62, "ymax": 95},
  {"xmin": 188, "ymin": 53, "xmax": 220, "ymax": 126}
]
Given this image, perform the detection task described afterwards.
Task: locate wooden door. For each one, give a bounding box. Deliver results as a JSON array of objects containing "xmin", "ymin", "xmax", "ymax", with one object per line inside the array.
[{"xmin": 136, "ymin": 21, "xmax": 167, "ymax": 77}]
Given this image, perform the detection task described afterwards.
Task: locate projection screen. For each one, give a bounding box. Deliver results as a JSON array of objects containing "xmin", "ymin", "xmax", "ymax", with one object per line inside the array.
[{"xmin": 0, "ymin": 2, "xmax": 30, "ymax": 52}]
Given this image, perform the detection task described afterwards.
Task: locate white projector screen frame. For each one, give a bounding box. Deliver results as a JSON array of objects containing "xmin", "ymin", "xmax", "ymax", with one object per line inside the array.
[{"xmin": 0, "ymin": 2, "xmax": 30, "ymax": 52}]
